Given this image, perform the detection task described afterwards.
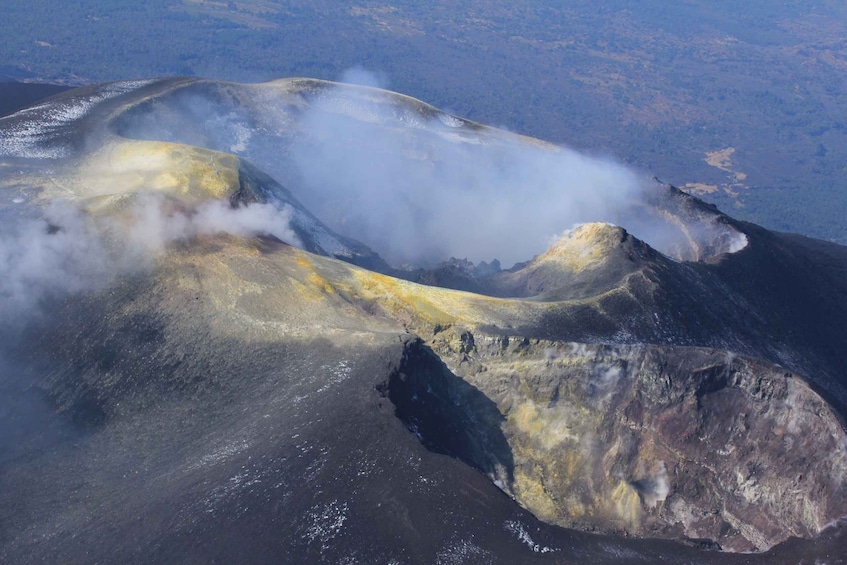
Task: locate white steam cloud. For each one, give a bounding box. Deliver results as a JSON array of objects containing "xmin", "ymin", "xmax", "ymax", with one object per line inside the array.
[
  {"xmin": 338, "ymin": 66, "xmax": 389, "ymax": 90},
  {"xmin": 0, "ymin": 196, "xmax": 299, "ymax": 323},
  {"xmin": 285, "ymin": 73, "xmax": 649, "ymax": 267},
  {"xmin": 0, "ymin": 189, "xmax": 299, "ymax": 465},
  {"xmin": 124, "ymin": 195, "xmax": 301, "ymax": 255},
  {"xmin": 113, "ymin": 71, "xmax": 745, "ymax": 267},
  {"xmin": 0, "ymin": 202, "xmax": 111, "ymax": 317},
  {"xmin": 633, "ymin": 461, "xmax": 670, "ymax": 509}
]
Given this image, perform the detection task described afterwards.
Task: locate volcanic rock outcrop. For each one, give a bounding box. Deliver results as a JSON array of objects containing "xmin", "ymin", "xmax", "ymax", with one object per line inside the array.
[{"xmin": 1, "ymin": 78, "xmax": 846, "ymax": 564}]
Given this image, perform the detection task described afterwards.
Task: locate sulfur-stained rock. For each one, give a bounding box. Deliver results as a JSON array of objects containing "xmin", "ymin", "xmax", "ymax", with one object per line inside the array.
[{"xmin": 426, "ymin": 338, "xmax": 847, "ymax": 552}]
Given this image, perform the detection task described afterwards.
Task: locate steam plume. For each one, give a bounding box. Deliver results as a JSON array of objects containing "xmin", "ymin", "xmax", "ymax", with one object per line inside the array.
[
  {"xmin": 114, "ymin": 71, "xmax": 746, "ymax": 267},
  {"xmin": 286, "ymin": 78, "xmax": 647, "ymax": 267},
  {"xmin": 0, "ymin": 196, "xmax": 299, "ymax": 324},
  {"xmin": 338, "ymin": 66, "xmax": 389, "ymax": 90}
]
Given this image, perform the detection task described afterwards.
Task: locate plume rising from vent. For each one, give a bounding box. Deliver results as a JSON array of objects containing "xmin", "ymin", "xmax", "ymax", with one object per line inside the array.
[
  {"xmin": 114, "ymin": 75, "xmax": 746, "ymax": 267},
  {"xmin": 0, "ymin": 196, "xmax": 299, "ymax": 324}
]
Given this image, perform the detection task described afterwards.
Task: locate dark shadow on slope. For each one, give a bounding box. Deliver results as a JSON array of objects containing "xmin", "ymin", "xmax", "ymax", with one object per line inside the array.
[{"xmin": 377, "ymin": 337, "xmax": 514, "ymax": 488}]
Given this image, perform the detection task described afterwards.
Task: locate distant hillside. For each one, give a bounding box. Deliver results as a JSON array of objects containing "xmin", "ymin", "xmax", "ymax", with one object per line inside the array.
[{"xmin": 1, "ymin": 1, "xmax": 846, "ymax": 242}]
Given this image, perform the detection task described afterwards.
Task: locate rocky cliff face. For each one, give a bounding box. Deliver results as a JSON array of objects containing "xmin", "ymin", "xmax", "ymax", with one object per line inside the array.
[
  {"xmin": 422, "ymin": 331, "xmax": 847, "ymax": 552},
  {"xmin": 1, "ymin": 77, "xmax": 847, "ymax": 563}
]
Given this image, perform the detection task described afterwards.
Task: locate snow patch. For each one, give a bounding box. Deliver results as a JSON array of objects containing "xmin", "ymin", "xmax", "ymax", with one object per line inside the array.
[
  {"xmin": 0, "ymin": 80, "xmax": 156, "ymax": 159},
  {"xmin": 435, "ymin": 536, "xmax": 494, "ymax": 565},
  {"xmin": 503, "ymin": 520, "xmax": 557, "ymax": 553},
  {"xmin": 304, "ymin": 500, "xmax": 349, "ymax": 552},
  {"xmin": 315, "ymin": 360, "xmax": 353, "ymax": 394},
  {"xmin": 186, "ymin": 439, "xmax": 250, "ymax": 472},
  {"xmin": 438, "ymin": 113, "xmax": 464, "ymax": 128}
]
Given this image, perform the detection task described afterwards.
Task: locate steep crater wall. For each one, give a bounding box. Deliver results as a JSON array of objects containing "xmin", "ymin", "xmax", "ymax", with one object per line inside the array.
[{"xmin": 417, "ymin": 329, "xmax": 847, "ymax": 552}]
